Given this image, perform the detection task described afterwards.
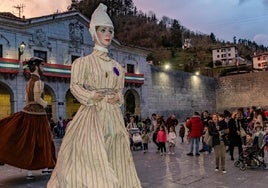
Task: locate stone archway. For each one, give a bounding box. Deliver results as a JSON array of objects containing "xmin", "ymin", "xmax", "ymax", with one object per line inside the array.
[
  {"xmin": 0, "ymin": 82, "xmax": 13, "ymax": 118},
  {"xmin": 44, "ymin": 85, "xmax": 56, "ymax": 120},
  {"xmin": 65, "ymin": 89, "xmax": 80, "ymax": 119},
  {"xmin": 124, "ymin": 89, "xmax": 141, "ymax": 117}
]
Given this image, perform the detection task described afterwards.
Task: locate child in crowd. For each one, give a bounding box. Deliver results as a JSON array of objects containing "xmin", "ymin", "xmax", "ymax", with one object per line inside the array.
[
  {"xmin": 168, "ymin": 126, "xmax": 177, "ymax": 154},
  {"xmin": 245, "ymin": 132, "xmax": 253, "ymax": 147},
  {"xmin": 152, "ymin": 123, "xmax": 160, "ymax": 152},
  {"xmin": 253, "ymin": 123, "xmax": 265, "ymax": 157},
  {"xmin": 185, "ymin": 117, "xmax": 191, "ymax": 144},
  {"xmin": 157, "ymin": 125, "xmax": 167, "ymax": 155},
  {"xmin": 199, "ymin": 125, "xmax": 212, "ymax": 153},
  {"xmin": 179, "ymin": 124, "xmax": 185, "ymax": 143},
  {"xmin": 141, "ymin": 130, "xmax": 150, "ymax": 153}
]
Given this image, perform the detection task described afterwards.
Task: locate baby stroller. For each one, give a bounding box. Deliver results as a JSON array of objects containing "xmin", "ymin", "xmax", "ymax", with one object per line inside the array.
[
  {"xmin": 129, "ymin": 128, "xmax": 143, "ymax": 151},
  {"xmin": 234, "ymin": 141, "xmax": 268, "ymax": 171}
]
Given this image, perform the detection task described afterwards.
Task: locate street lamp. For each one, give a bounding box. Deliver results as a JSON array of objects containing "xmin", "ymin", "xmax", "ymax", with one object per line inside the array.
[
  {"xmin": 164, "ymin": 64, "xmax": 170, "ymax": 70},
  {"xmin": 18, "ymin": 41, "xmax": 26, "ymax": 56},
  {"xmin": 18, "ymin": 41, "xmax": 26, "ymax": 71}
]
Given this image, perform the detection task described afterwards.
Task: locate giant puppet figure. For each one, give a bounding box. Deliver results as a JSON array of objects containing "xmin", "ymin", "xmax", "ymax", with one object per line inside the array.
[
  {"xmin": 0, "ymin": 57, "xmax": 56, "ymax": 179},
  {"xmin": 47, "ymin": 3, "xmax": 141, "ymax": 188}
]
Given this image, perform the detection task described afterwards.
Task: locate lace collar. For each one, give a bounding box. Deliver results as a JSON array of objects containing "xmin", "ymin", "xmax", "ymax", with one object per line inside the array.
[{"xmin": 93, "ymin": 47, "xmax": 112, "ymax": 62}]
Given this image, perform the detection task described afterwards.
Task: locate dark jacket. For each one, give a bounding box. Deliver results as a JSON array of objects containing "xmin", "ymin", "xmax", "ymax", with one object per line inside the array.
[
  {"xmin": 165, "ymin": 116, "xmax": 178, "ymax": 130},
  {"xmin": 228, "ymin": 118, "xmax": 242, "ymax": 146},
  {"xmin": 208, "ymin": 120, "xmax": 229, "ymax": 147},
  {"xmin": 179, "ymin": 126, "xmax": 185, "ymax": 137}
]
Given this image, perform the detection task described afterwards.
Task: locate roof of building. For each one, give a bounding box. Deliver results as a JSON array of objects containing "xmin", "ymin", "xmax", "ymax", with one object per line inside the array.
[
  {"xmin": 212, "ymin": 45, "xmax": 237, "ymax": 50},
  {"xmin": 252, "ymin": 52, "xmax": 268, "ymax": 58},
  {"xmin": 0, "ymin": 12, "xmax": 22, "ymax": 20}
]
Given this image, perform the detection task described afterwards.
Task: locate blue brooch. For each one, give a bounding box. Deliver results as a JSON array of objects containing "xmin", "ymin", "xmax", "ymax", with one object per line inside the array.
[{"xmin": 113, "ymin": 67, "xmax": 120, "ymax": 76}]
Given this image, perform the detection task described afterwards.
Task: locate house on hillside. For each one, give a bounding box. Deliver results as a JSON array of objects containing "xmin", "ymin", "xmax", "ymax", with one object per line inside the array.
[
  {"xmin": 212, "ymin": 46, "xmax": 239, "ymax": 67},
  {"xmin": 182, "ymin": 38, "xmax": 192, "ymax": 49},
  {"xmin": 252, "ymin": 52, "xmax": 268, "ymax": 70}
]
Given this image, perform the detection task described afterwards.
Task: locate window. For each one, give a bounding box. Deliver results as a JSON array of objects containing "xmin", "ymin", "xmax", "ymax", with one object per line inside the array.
[
  {"xmin": 71, "ymin": 55, "xmax": 80, "ymax": 64},
  {"xmin": 127, "ymin": 64, "xmax": 134, "ymax": 73},
  {"xmin": 34, "ymin": 50, "xmax": 47, "ymax": 62},
  {"xmin": 0, "ymin": 45, "xmax": 2, "ymax": 58}
]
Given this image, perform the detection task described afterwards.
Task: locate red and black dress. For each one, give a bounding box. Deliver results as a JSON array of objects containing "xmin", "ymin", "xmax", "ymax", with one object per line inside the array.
[{"xmin": 0, "ymin": 74, "xmax": 56, "ymax": 170}]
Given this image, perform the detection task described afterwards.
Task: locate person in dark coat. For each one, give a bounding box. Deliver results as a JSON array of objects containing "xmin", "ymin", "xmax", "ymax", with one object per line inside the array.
[
  {"xmin": 179, "ymin": 124, "xmax": 186, "ymax": 143},
  {"xmin": 165, "ymin": 114, "xmax": 178, "ymax": 133},
  {"xmin": 227, "ymin": 110, "xmax": 243, "ymax": 161},
  {"xmin": 186, "ymin": 112, "xmax": 204, "ymax": 156}
]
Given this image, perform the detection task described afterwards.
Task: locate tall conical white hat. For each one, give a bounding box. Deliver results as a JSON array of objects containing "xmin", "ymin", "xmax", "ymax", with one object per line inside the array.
[{"xmin": 89, "ymin": 3, "xmax": 114, "ymax": 42}]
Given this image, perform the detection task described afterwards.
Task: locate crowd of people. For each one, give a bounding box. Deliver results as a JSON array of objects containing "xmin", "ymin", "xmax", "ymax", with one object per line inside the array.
[
  {"xmin": 125, "ymin": 106, "xmax": 268, "ymax": 174},
  {"xmin": 48, "ymin": 115, "xmax": 75, "ymax": 139}
]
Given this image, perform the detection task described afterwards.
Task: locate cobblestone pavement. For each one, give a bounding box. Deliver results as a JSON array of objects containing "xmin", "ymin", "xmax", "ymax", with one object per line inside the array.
[{"xmin": 1, "ymin": 137, "xmax": 268, "ymax": 188}]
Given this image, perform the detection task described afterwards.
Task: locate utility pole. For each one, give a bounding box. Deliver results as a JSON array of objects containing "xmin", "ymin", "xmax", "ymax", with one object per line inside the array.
[{"xmin": 13, "ymin": 4, "xmax": 25, "ymax": 18}]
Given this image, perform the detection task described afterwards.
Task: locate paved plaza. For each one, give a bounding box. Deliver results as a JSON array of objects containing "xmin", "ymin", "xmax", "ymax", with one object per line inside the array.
[{"xmin": 1, "ymin": 135, "xmax": 268, "ymax": 188}]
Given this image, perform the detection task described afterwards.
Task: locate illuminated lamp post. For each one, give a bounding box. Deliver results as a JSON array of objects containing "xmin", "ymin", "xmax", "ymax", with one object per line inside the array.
[{"xmin": 164, "ymin": 63, "xmax": 170, "ymax": 70}]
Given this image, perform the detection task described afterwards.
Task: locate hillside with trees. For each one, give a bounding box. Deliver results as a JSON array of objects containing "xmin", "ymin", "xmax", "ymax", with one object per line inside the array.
[{"xmin": 72, "ymin": 0, "xmax": 268, "ymax": 76}]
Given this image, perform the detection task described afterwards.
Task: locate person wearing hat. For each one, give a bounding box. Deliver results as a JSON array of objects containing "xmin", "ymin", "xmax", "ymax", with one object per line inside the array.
[
  {"xmin": 0, "ymin": 57, "xmax": 56, "ymax": 179},
  {"xmin": 47, "ymin": 3, "xmax": 141, "ymax": 188}
]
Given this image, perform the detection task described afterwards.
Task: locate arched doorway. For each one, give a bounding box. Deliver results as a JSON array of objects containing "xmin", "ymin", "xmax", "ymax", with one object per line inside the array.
[
  {"xmin": 65, "ymin": 89, "xmax": 80, "ymax": 119},
  {"xmin": 124, "ymin": 89, "xmax": 141, "ymax": 118},
  {"xmin": 0, "ymin": 82, "xmax": 13, "ymax": 119},
  {"xmin": 44, "ymin": 85, "xmax": 56, "ymax": 120}
]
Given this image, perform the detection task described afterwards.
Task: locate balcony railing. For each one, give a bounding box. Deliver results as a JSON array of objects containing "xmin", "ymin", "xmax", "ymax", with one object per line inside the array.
[
  {"xmin": 0, "ymin": 58, "xmax": 144, "ymax": 85},
  {"xmin": 0, "ymin": 58, "xmax": 19, "ymax": 74}
]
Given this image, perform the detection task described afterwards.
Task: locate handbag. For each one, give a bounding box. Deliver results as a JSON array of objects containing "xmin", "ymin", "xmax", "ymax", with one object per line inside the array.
[
  {"xmin": 204, "ymin": 130, "xmax": 212, "ymax": 146},
  {"xmin": 239, "ymin": 127, "xmax": 246, "ymax": 138}
]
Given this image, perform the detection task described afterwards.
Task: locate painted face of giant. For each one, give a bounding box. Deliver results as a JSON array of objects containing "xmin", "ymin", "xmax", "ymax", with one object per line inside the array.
[
  {"xmin": 37, "ymin": 63, "xmax": 44, "ymax": 77},
  {"xmin": 95, "ymin": 26, "xmax": 114, "ymax": 47}
]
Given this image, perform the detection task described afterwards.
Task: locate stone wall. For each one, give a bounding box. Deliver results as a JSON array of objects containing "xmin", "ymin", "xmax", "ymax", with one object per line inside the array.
[
  {"xmin": 216, "ymin": 71, "xmax": 268, "ymax": 112},
  {"xmin": 145, "ymin": 66, "xmax": 216, "ymax": 121}
]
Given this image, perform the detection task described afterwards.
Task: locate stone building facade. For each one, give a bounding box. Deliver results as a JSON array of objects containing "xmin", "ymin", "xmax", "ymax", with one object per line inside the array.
[
  {"xmin": 5, "ymin": 10, "xmax": 265, "ymax": 122},
  {"xmin": 0, "ymin": 11, "xmax": 149, "ymax": 120}
]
